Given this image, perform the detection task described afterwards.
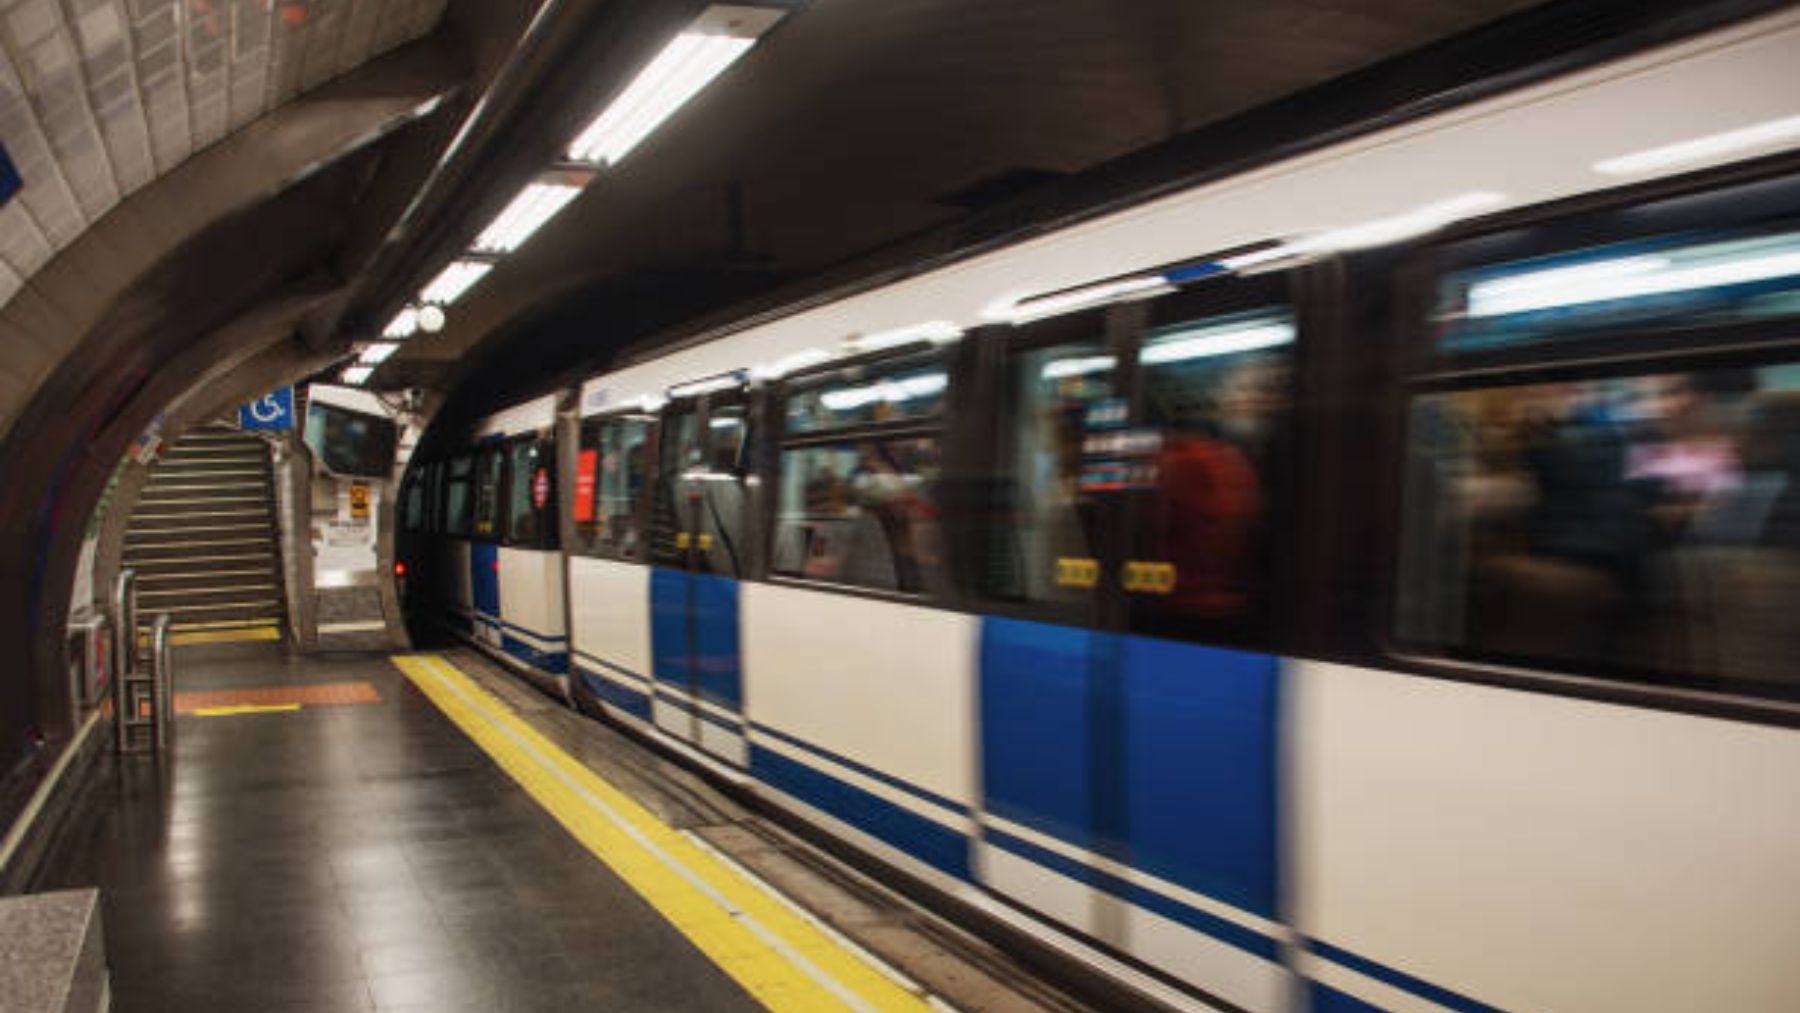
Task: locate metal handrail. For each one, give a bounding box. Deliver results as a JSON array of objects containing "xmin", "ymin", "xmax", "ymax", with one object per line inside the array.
[
  {"xmin": 150, "ymin": 614, "xmax": 173, "ymax": 753},
  {"xmin": 110, "ymin": 569, "xmax": 137, "ymax": 753}
]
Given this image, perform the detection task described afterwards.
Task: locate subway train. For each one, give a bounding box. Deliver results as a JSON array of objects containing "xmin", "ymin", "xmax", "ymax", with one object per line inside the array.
[{"xmin": 398, "ymin": 12, "xmax": 1800, "ymax": 1013}]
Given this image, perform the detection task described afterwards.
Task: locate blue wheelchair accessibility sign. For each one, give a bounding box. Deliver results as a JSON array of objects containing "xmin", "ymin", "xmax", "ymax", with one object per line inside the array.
[{"xmin": 239, "ymin": 387, "xmax": 295, "ymax": 431}]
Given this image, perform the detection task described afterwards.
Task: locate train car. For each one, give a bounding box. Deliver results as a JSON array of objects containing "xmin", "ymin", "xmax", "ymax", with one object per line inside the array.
[
  {"xmin": 404, "ymin": 11, "xmax": 1800, "ymax": 1013},
  {"xmin": 421, "ymin": 394, "xmax": 569, "ymax": 698}
]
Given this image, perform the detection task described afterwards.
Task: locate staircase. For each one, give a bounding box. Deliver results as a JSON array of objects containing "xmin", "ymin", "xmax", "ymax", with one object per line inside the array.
[{"xmin": 123, "ymin": 423, "xmax": 286, "ymax": 640}]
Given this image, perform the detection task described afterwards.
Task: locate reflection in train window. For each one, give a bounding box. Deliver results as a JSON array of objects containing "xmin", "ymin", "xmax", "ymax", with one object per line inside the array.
[
  {"xmin": 982, "ymin": 335, "xmax": 1116, "ymax": 612},
  {"xmin": 445, "ymin": 456, "xmax": 473, "ymax": 535},
  {"xmin": 505, "ymin": 441, "xmax": 548, "ymax": 546},
  {"xmin": 786, "ymin": 362, "xmax": 947, "ymax": 433},
  {"xmin": 574, "ymin": 416, "xmax": 652, "ymax": 559},
  {"xmin": 1398, "ymin": 361, "xmax": 1800, "ymax": 699},
  {"xmin": 772, "ymin": 437, "xmax": 942, "ymax": 594},
  {"xmin": 1436, "ymin": 227, "xmax": 1800, "ymax": 354},
  {"xmin": 473, "ymin": 446, "xmax": 504, "ymax": 538},
  {"xmin": 1131, "ymin": 309, "xmax": 1295, "ymax": 647}
]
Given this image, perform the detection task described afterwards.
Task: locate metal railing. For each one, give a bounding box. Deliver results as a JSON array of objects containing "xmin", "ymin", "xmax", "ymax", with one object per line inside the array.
[{"xmin": 111, "ymin": 569, "xmax": 174, "ymax": 754}]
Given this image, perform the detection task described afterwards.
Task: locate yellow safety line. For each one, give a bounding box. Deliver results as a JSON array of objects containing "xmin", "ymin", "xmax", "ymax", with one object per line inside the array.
[
  {"xmin": 172, "ymin": 626, "xmax": 283, "ymax": 646},
  {"xmin": 193, "ymin": 703, "xmax": 302, "ymax": 716},
  {"xmin": 391, "ymin": 653, "xmax": 940, "ymax": 1013}
]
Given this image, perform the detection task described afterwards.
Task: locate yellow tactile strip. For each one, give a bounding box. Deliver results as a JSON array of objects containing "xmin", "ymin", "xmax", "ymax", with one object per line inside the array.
[
  {"xmin": 174, "ymin": 680, "xmax": 381, "ymax": 715},
  {"xmin": 391, "ymin": 653, "xmax": 945, "ymax": 1013}
]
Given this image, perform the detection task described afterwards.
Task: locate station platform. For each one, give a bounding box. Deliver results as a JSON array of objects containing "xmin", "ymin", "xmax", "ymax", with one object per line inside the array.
[{"xmin": 28, "ymin": 644, "xmax": 1092, "ymax": 1013}]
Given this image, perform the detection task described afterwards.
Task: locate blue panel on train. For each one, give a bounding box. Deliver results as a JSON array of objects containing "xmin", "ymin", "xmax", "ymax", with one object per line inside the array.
[
  {"xmin": 649, "ymin": 568, "xmax": 690, "ymax": 686},
  {"xmin": 690, "ymin": 573, "xmax": 742, "ymax": 710},
  {"xmin": 470, "ymin": 543, "xmax": 500, "ymax": 616},
  {"xmin": 1307, "ymin": 983, "xmax": 1388, "ymax": 1013},
  {"xmin": 1121, "ymin": 636, "xmax": 1280, "ymax": 919},
  {"xmin": 979, "ymin": 617, "xmax": 1097, "ymax": 847}
]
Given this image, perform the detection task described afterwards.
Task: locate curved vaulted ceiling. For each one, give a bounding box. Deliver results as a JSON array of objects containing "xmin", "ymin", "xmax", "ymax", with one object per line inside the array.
[{"xmin": 0, "ymin": 0, "xmax": 449, "ymax": 309}]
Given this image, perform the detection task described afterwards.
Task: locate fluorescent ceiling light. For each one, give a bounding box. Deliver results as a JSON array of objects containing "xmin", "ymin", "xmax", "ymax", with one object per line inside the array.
[
  {"xmin": 472, "ymin": 182, "xmax": 583, "ymax": 254},
  {"xmin": 383, "ymin": 307, "xmax": 419, "ymax": 339},
  {"xmin": 340, "ymin": 365, "xmax": 374, "ymax": 385},
  {"xmin": 1465, "ymin": 235, "xmax": 1800, "ymax": 318},
  {"xmin": 358, "ymin": 342, "xmax": 401, "ymax": 365},
  {"xmin": 1140, "ymin": 320, "xmax": 1294, "ymax": 365},
  {"xmin": 709, "ymin": 416, "xmax": 744, "ymax": 429},
  {"xmin": 844, "ymin": 320, "xmax": 964, "ymax": 354},
  {"xmin": 819, "ymin": 372, "xmax": 947, "ymax": 411},
  {"xmin": 1002, "ymin": 275, "xmax": 1173, "ymax": 324},
  {"xmin": 668, "ymin": 374, "xmax": 743, "ymax": 399},
  {"xmin": 567, "ymin": 6, "xmax": 783, "ymax": 166},
  {"xmin": 1040, "ymin": 355, "xmax": 1116, "ymax": 380},
  {"xmin": 1595, "ymin": 115, "xmax": 1800, "ymax": 176},
  {"xmin": 420, "ymin": 260, "xmax": 492, "ymax": 306}
]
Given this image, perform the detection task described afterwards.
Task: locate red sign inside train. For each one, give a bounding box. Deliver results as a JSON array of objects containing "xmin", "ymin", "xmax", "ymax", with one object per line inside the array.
[
  {"xmin": 572, "ymin": 450, "xmax": 598, "ymax": 521},
  {"xmin": 532, "ymin": 467, "xmax": 551, "ymax": 510}
]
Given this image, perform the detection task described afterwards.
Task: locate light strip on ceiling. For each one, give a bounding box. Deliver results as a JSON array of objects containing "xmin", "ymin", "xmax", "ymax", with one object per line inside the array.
[
  {"xmin": 568, "ymin": 6, "xmax": 784, "ymax": 166},
  {"xmin": 420, "ymin": 260, "xmax": 493, "ymax": 306},
  {"xmin": 1140, "ymin": 320, "xmax": 1294, "ymax": 365},
  {"xmin": 1594, "ymin": 115, "xmax": 1800, "ymax": 177},
  {"xmin": 340, "ymin": 365, "xmax": 374, "ymax": 385},
  {"xmin": 472, "ymin": 181, "xmax": 584, "ymax": 254},
  {"xmin": 819, "ymin": 372, "xmax": 947, "ymax": 411},
  {"xmin": 383, "ymin": 307, "xmax": 420, "ymax": 339},
  {"xmin": 358, "ymin": 342, "xmax": 401, "ymax": 365},
  {"xmin": 1040, "ymin": 355, "xmax": 1116, "ymax": 380}
]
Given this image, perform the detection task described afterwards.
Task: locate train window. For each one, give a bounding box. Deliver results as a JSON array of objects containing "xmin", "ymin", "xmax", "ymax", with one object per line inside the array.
[
  {"xmin": 773, "ymin": 437, "xmax": 943, "ymax": 593},
  {"xmin": 694, "ymin": 403, "xmax": 751, "ymax": 576},
  {"xmin": 445, "ymin": 456, "xmax": 473, "ymax": 536},
  {"xmin": 650, "ymin": 411, "xmax": 702, "ymax": 566},
  {"xmin": 504, "ymin": 440, "xmax": 551, "ymax": 546},
  {"xmin": 573, "ymin": 415, "xmax": 653, "ymax": 559},
  {"xmin": 1126, "ymin": 309, "xmax": 1296, "ymax": 647},
  {"xmin": 980, "ymin": 332, "xmax": 1117, "ymax": 615},
  {"xmin": 403, "ymin": 476, "xmax": 425, "ymax": 533},
  {"xmin": 786, "ymin": 361, "xmax": 947, "ymax": 433},
  {"xmin": 1397, "ymin": 359, "xmax": 1800, "ymax": 701},
  {"xmin": 1436, "ymin": 226, "xmax": 1800, "ymax": 355},
  {"xmin": 473, "ymin": 446, "xmax": 504, "ymax": 538}
]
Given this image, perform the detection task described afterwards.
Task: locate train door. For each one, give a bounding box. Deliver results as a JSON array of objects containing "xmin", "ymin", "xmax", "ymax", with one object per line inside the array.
[
  {"xmin": 648, "ymin": 384, "xmax": 751, "ymax": 765},
  {"xmin": 469, "ymin": 442, "xmax": 507, "ymax": 650},
  {"xmin": 975, "ymin": 273, "xmax": 1298, "ymax": 1010}
]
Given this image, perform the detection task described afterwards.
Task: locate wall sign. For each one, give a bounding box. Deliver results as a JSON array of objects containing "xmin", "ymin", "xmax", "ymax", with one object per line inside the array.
[{"xmin": 239, "ymin": 386, "xmax": 295, "ymax": 431}]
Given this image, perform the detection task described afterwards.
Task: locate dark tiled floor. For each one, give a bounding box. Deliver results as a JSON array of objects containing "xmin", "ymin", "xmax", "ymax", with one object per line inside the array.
[{"xmin": 32, "ymin": 645, "xmax": 762, "ymax": 1012}]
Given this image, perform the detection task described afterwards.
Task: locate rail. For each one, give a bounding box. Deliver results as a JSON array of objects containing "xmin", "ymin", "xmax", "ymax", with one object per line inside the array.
[{"xmin": 110, "ymin": 569, "xmax": 174, "ymax": 755}]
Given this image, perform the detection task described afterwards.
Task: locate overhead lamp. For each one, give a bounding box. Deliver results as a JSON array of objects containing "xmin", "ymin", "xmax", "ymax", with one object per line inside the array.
[
  {"xmin": 340, "ymin": 365, "xmax": 374, "ymax": 385},
  {"xmin": 357, "ymin": 342, "xmax": 401, "ymax": 365},
  {"xmin": 667, "ymin": 374, "xmax": 744, "ymax": 399},
  {"xmin": 420, "ymin": 260, "xmax": 492, "ymax": 306},
  {"xmin": 383, "ymin": 307, "xmax": 420, "ymax": 339},
  {"xmin": 844, "ymin": 320, "xmax": 964, "ymax": 354},
  {"xmin": 1040, "ymin": 355, "xmax": 1116, "ymax": 380},
  {"xmin": 567, "ymin": 5, "xmax": 786, "ymax": 167},
  {"xmin": 1140, "ymin": 319, "xmax": 1294, "ymax": 365},
  {"xmin": 1465, "ymin": 233, "xmax": 1800, "ymax": 318},
  {"xmin": 417, "ymin": 304, "xmax": 447, "ymax": 333},
  {"xmin": 472, "ymin": 180, "xmax": 584, "ymax": 254},
  {"xmin": 1595, "ymin": 114, "xmax": 1800, "ymax": 177}
]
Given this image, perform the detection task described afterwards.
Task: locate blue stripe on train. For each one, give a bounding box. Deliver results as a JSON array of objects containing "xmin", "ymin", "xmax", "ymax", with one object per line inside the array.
[
  {"xmin": 978, "ymin": 616, "xmax": 1281, "ymax": 920},
  {"xmin": 1305, "ymin": 939, "xmax": 1515, "ymax": 1013},
  {"xmin": 470, "ymin": 542, "xmax": 500, "ymax": 616},
  {"xmin": 501, "ymin": 635, "xmax": 568, "ymax": 675},
  {"xmin": 577, "ymin": 665, "xmax": 653, "ymax": 722},
  {"xmin": 750, "ymin": 745, "xmax": 971, "ymax": 880},
  {"xmin": 985, "ymin": 828, "xmax": 1281, "ymax": 962}
]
